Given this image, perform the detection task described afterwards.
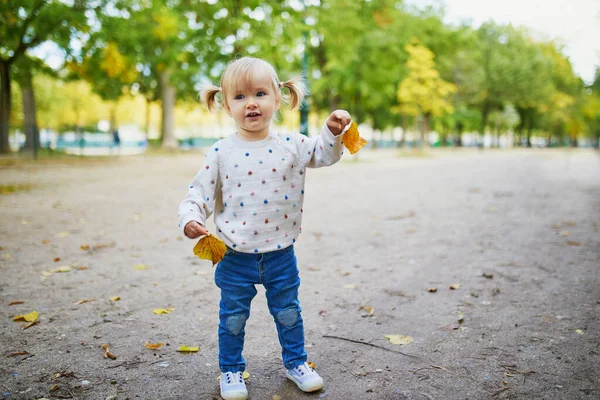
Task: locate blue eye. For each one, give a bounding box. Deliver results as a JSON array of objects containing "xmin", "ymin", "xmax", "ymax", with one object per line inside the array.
[
  {"xmin": 234, "ymin": 94, "xmax": 244, "ymax": 100},
  {"xmin": 257, "ymin": 91, "xmax": 266, "ymax": 97}
]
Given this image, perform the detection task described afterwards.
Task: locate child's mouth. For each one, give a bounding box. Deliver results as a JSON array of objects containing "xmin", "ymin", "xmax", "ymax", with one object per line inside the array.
[{"xmin": 246, "ymin": 112, "xmax": 261, "ymax": 118}]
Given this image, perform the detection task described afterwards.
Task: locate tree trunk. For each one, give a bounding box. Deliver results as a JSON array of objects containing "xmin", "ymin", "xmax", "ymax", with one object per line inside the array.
[
  {"xmin": 595, "ymin": 132, "xmax": 600, "ymax": 149},
  {"xmin": 398, "ymin": 115, "xmax": 407, "ymax": 148},
  {"xmin": 145, "ymin": 97, "xmax": 151, "ymax": 139},
  {"xmin": 421, "ymin": 113, "xmax": 430, "ymax": 148},
  {"xmin": 0, "ymin": 60, "xmax": 12, "ymax": 153},
  {"xmin": 21, "ymin": 86, "xmax": 39, "ymax": 157},
  {"xmin": 19, "ymin": 67, "xmax": 39, "ymax": 158},
  {"xmin": 456, "ymin": 122, "xmax": 463, "ymax": 147},
  {"xmin": 160, "ymin": 70, "xmax": 178, "ymax": 149}
]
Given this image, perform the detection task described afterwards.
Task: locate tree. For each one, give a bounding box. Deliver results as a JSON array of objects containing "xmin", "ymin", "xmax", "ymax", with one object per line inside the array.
[
  {"xmin": 0, "ymin": 0, "xmax": 90, "ymax": 153},
  {"xmin": 396, "ymin": 39, "xmax": 456, "ymax": 147}
]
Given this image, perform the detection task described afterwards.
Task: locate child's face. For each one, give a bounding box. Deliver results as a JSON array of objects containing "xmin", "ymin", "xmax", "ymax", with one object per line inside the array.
[{"xmin": 224, "ymin": 69, "xmax": 280, "ymax": 141}]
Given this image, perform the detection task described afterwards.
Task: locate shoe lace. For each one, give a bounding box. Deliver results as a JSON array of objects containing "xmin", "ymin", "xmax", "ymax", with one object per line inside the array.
[
  {"xmin": 224, "ymin": 371, "xmax": 244, "ymax": 384},
  {"xmin": 295, "ymin": 363, "xmax": 313, "ymax": 376}
]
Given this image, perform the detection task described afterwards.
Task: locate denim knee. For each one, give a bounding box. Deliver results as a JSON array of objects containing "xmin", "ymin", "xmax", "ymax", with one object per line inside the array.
[
  {"xmin": 275, "ymin": 307, "xmax": 299, "ymax": 327},
  {"xmin": 225, "ymin": 313, "xmax": 248, "ymax": 336}
]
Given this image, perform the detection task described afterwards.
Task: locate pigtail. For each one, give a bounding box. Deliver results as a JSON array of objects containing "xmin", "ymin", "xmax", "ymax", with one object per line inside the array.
[
  {"xmin": 200, "ymin": 84, "xmax": 222, "ymax": 113},
  {"xmin": 280, "ymin": 76, "xmax": 308, "ymax": 110}
]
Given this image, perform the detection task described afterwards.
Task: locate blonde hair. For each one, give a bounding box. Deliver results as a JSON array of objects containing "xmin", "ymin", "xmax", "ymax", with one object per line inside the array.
[{"xmin": 201, "ymin": 57, "xmax": 307, "ymax": 113}]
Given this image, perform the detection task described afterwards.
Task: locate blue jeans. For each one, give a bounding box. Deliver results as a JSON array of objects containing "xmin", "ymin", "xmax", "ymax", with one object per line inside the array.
[{"xmin": 214, "ymin": 245, "xmax": 307, "ymax": 373}]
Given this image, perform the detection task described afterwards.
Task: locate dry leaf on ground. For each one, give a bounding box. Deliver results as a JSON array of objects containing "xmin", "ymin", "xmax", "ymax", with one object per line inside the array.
[
  {"xmin": 384, "ymin": 334, "xmax": 414, "ymax": 345},
  {"xmin": 145, "ymin": 341, "xmax": 164, "ymax": 350},
  {"xmin": 457, "ymin": 311, "xmax": 464, "ymax": 323},
  {"xmin": 177, "ymin": 345, "xmax": 199, "ymax": 353},
  {"xmin": 450, "ymin": 283, "xmax": 461, "ymax": 290},
  {"xmin": 342, "ymin": 122, "xmax": 368, "ymax": 154},
  {"xmin": 193, "ymin": 234, "xmax": 227, "ymax": 265},
  {"xmin": 22, "ymin": 321, "xmax": 39, "ymax": 330},
  {"xmin": 307, "ymin": 362, "xmax": 316, "ymax": 369},
  {"xmin": 152, "ymin": 308, "xmax": 175, "ymax": 315},
  {"xmin": 8, "ymin": 301, "xmax": 24, "ymax": 306},
  {"xmin": 427, "ymin": 287, "xmax": 438, "ymax": 293},
  {"xmin": 358, "ymin": 305, "xmax": 375, "ymax": 316},
  {"xmin": 567, "ymin": 241, "xmax": 581, "ymax": 246},
  {"xmin": 133, "ymin": 264, "xmax": 148, "ymax": 270},
  {"xmin": 344, "ymin": 284, "xmax": 356, "ymax": 289},
  {"xmin": 6, "ymin": 352, "xmax": 29, "ymax": 357},
  {"xmin": 75, "ymin": 299, "xmax": 95, "ymax": 305},
  {"xmin": 12, "ymin": 310, "xmax": 39, "ymax": 322},
  {"xmin": 80, "ymin": 244, "xmax": 90, "ymax": 250},
  {"xmin": 101, "ymin": 344, "xmax": 117, "ymax": 360},
  {"xmin": 109, "ymin": 296, "xmax": 120, "ymax": 302}
]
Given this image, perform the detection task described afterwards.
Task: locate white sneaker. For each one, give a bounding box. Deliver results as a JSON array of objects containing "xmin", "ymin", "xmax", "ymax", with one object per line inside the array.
[
  {"xmin": 286, "ymin": 362, "xmax": 324, "ymax": 392},
  {"xmin": 220, "ymin": 371, "xmax": 248, "ymax": 400}
]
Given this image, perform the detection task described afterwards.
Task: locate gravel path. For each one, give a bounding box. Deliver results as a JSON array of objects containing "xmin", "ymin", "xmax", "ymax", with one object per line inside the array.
[{"xmin": 1, "ymin": 149, "xmax": 598, "ymax": 400}]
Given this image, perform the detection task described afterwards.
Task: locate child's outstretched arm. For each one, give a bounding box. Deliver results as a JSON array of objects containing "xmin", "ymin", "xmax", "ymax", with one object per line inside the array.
[
  {"xmin": 178, "ymin": 145, "xmax": 220, "ymax": 238},
  {"xmin": 296, "ymin": 109, "xmax": 351, "ymax": 169}
]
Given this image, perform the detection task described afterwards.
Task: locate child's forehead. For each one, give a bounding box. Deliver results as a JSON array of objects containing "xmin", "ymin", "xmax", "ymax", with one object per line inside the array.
[{"xmin": 226, "ymin": 68, "xmax": 276, "ymax": 93}]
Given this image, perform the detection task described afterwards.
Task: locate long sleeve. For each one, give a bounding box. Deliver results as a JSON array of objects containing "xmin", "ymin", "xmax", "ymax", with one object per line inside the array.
[
  {"xmin": 178, "ymin": 145, "xmax": 221, "ymax": 236},
  {"xmin": 295, "ymin": 124, "xmax": 344, "ymax": 169}
]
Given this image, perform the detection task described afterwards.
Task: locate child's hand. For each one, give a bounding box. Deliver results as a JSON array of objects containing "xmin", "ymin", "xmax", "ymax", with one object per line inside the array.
[
  {"xmin": 326, "ymin": 110, "xmax": 352, "ymax": 136},
  {"xmin": 184, "ymin": 221, "xmax": 209, "ymax": 239}
]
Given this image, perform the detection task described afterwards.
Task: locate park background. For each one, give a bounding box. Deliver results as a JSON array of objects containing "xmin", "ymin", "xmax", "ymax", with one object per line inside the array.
[
  {"xmin": 1, "ymin": 2, "xmax": 599, "ymax": 399},
  {"xmin": 1, "ymin": 0, "xmax": 600, "ymax": 157}
]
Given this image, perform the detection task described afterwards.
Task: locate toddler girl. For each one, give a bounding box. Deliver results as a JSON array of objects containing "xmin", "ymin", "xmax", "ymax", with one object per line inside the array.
[{"xmin": 178, "ymin": 57, "xmax": 351, "ymax": 400}]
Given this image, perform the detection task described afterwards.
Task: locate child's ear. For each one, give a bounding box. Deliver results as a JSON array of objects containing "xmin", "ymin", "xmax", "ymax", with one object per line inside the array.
[{"xmin": 275, "ymin": 96, "xmax": 281, "ymax": 110}]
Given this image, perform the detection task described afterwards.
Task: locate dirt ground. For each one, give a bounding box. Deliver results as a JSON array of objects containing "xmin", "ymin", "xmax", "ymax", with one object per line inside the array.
[{"xmin": 0, "ymin": 148, "xmax": 598, "ymax": 400}]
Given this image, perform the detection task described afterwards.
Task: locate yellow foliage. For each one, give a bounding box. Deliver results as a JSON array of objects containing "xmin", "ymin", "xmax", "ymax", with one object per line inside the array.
[
  {"xmin": 397, "ymin": 40, "xmax": 456, "ymax": 118},
  {"xmin": 101, "ymin": 43, "xmax": 137, "ymax": 83},
  {"xmin": 193, "ymin": 234, "xmax": 227, "ymax": 266},
  {"xmin": 152, "ymin": 10, "xmax": 178, "ymax": 41}
]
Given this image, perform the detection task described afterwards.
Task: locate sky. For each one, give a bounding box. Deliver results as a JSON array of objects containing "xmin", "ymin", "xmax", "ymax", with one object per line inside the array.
[{"xmin": 405, "ymin": 0, "xmax": 600, "ymax": 84}]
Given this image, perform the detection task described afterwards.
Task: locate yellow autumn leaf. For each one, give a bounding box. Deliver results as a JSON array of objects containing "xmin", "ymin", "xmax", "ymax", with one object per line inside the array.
[
  {"xmin": 53, "ymin": 266, "xmax": 73, "ymax": 273},
  {"xmin": 177, "ymin": 345, "xmax": 199, "ymax": 353},
  {"xmin": 307, "ymin": 362, "xmax": 316, "ymax": 369},
  {"xmin": 13, "ymin": 310, "xmax": 39, "ymax": 322},
  {"xmin": 575, "ymin": 329, "xmax": 584, "ymax": 335},
  {"xmin": 449, "ymin": 283, "xmax": 461, "ymax": 290},
  {"xmin": 384, "ymin": 334, "xmax": 414, "ymax": 345},
  {"xmin": 342, "ymin": 122, "xmax": 367, "ymax": 154},
  {"xmin": 109, "ymin": 296, "xmax": 121, "ymax": 302},
  {"xmin": 193, "ymin": 234, "xmax": 227, "ymax": 266},
  {"xmin": 134, "ymin": 264, "xmax": 148, "ymax": 270},
  {"xmin": 75, "ymin": 299, "xmax": 95, "ymax": 305},
  {"xmin": 145, "ymin": 341, "xmax": 164, "ymax": 350},
  {"xmin": 102, "ymin": 344, "xmax": 117, "ymax": 360},
  {"xmin": 152, "ymin": 308, "xmax": 175, "ymax": 315},
  {"xmin": 358, "ymin": 305, "xmax": 375, "ymax": 316},
  {"xmin": 343, "ymin": 284, "xmax": 356, "ymax": 289}
]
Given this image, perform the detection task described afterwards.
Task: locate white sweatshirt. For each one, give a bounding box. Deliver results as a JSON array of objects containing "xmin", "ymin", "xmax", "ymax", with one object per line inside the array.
[{"xmin": 178, "ymin": 125, "xmax": 344, "ymax": 254}]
